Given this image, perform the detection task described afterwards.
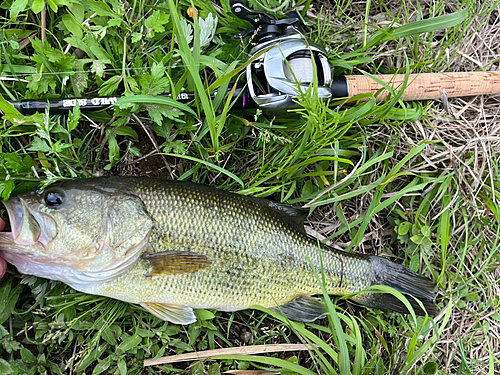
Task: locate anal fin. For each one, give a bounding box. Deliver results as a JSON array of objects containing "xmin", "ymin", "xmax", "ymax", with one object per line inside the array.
[
  {"xmin": 271, "ymin": 295, "xmax": 326, "ymax": 322},
  {"xmin": 142, "ymin": 250, "xmax": 212, "ymax": 277},
  {"xmin": 141, "ymin": 302, "xmax": 197, "ymax": 324}
]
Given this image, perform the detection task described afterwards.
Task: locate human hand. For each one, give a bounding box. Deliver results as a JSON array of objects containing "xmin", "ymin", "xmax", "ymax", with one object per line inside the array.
[{"xmin": 0, "ymin": 218, "xmax": 6, "ymax": 278}]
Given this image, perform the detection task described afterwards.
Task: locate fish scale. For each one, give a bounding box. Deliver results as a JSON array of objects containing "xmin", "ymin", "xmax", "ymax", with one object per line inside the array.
[{"xmin": 0, "ymin": 177, "xmax": 439, "ymax": 324}]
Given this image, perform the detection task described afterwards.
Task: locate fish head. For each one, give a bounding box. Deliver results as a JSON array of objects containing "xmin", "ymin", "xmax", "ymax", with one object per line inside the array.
[{"xmin": 0, "ymin": 179, "xmax": 154, "ymax": 285}]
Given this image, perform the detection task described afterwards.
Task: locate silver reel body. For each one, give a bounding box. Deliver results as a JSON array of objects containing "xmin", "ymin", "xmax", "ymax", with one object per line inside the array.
[{"xmin": 246, "ymin": 35, "xmax": 333, "ymax": 114}]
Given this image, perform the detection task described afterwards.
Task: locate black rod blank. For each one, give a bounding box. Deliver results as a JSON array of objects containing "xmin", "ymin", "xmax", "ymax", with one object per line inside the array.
[{"xmin": 10, "ymin": 87, "xmax": 251, "ymax": 115}]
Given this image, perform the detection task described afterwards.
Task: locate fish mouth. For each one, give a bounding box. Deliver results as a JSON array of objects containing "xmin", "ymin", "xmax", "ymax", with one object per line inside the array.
[{"xmin": 1, "ymin": 197, "xmax": 57, "ymax": 248}]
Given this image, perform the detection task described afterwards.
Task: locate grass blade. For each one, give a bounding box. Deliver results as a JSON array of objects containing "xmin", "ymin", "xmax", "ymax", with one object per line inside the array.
[{"xmin": 163, "ymin": 153, "xmax": 244, "ymax": 187}]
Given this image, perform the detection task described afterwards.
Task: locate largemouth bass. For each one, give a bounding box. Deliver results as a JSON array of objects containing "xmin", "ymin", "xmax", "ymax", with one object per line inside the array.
[{"xmin": 0, "ymin": 177, "xmax": 438, "ymax": 324}]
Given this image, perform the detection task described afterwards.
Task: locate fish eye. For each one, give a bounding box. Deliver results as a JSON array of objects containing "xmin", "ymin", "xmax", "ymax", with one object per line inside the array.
[{"xmin": 44, "ymin": 189, "xmax": 66, "ymax": 208}]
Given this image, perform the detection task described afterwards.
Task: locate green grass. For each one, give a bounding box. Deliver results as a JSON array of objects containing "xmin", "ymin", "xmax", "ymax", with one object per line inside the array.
[{"xmin": 1, "ymin": 0, "xmax": 500, "ymax": 374}]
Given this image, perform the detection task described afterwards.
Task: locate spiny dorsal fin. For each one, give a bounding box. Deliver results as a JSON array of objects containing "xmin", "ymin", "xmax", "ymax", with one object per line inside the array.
[
  {"xmin": 271, "ymin": 295, "xmax": 327, "ymax": 322},
  {"xmin": 142, "ymin": 251, "xmax": 212, "ymax": 277},
  {"xmin": 140, "ymin": 302, "xmax": 196, "ymax": 324},
  {"xmin": 265, "ymin": 200, "xmax": 309, "ymax": 233}
]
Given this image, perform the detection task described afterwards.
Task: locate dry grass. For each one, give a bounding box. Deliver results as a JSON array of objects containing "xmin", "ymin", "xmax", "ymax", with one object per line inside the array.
[{"xmin": 306, "ymin": 1, "xmax": 500, "ymax": 373}]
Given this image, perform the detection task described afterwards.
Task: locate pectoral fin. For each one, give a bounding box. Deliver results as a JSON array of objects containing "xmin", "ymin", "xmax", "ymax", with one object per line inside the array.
[
  {"xmin": 141, "ymin": 302, "xmax": 196, "ymax": 324},
  {"xmin": 142, "ymin": 250, "xmax": 212, "ymax": 277},
  {"xmin": 271, "ymin": 295, "xmax": 327, "ymax": 322}
]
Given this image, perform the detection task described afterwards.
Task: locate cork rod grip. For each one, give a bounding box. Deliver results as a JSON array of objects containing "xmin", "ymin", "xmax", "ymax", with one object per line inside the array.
[{"xmin": 345, "ymin": 72, "xmax": 500, "ymax": 101}]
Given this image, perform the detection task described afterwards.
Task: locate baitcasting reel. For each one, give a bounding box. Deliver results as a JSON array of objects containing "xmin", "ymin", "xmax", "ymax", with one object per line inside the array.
[{"xmin": 231, "ymin": 1, "xmax": 346, "ymax": 113}]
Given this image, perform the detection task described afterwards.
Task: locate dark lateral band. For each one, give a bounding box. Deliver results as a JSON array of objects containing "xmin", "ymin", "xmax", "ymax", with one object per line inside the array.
[{"xmin": 330, "ymin": 76, "xmax": 349, "ymax": 99}]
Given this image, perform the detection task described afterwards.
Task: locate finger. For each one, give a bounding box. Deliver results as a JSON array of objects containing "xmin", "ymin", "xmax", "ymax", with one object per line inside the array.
[
  {"xmin": 0, "ymin": 218, "xmax": 5, "ymax": 232},
  {"xmin": 0, "ymin": 258, "xmax": 6, "ymax": 278}
]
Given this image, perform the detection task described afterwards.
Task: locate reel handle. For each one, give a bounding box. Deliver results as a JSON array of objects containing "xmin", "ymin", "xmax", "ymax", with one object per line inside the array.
[{"xmin": 333, "ymin": 71, "xmax": 500, "ymax": 102}]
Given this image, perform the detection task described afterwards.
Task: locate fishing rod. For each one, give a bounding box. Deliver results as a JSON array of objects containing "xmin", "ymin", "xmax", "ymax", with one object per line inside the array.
[{"xmin": 8, "ymin": 1, "xmax": 500, "ymax": 116}]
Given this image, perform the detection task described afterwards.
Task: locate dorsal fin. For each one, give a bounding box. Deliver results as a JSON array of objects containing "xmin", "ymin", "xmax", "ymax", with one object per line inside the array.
[
  {"xmin": 142, "ymin": 251, "xmax": 212, "ymax": 277},
  {"xmin": 264, "ymin": 200, "xmax": 309, "ymax": 233}
]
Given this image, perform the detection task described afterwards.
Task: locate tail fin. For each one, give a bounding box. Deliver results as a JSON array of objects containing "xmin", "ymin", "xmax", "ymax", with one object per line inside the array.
[{"xmin": 350, "ymin": 256, "xmax": 439, "ymax": 316}]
